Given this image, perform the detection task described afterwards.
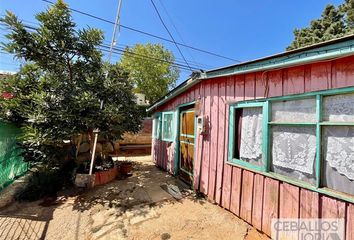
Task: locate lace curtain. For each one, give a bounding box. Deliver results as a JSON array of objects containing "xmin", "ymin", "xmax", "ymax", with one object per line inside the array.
[
  {"xmin": 272, "ymin": 98, "xmax": 316, "ymax": 123},
  {"xmin": 323, "ymin": 126, "xmax": 354, "ymax": 180},
  {"xmin": 239, "ymin": 107, "xmax": 263, "ymax": 162},
  {"xmin": 323, "ymin": 93, "xmax": 354, "ymax": 122},
  {"xmin": 271, "ymin": 126, "xmax": 316, "ymax": 174}
]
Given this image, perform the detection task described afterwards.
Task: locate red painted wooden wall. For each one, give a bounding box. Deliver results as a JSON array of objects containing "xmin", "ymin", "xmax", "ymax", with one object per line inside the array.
[{"xmin": 152, "ymin": 55, "xmax": 354, "ymax": 239}]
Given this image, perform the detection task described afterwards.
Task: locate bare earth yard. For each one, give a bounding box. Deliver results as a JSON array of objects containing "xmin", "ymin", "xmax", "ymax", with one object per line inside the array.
[{"xmin": 0, "ymin": 156, "xmax": 269, "ymax": 240}]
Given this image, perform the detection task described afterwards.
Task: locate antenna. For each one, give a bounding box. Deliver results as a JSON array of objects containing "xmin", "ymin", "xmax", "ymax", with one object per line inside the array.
[
  {"xmin": 89, "ymin": 0, "xmax": 123, "ymax": 175},
  {"xmin": 108, "ymin": 0, "xmax": 123, "ymax": 62}
]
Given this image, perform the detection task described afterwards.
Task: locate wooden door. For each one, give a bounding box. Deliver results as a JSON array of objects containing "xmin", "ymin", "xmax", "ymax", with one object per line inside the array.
[{"xmin": 179, "ymin": 109, "xmax": 195, "ymax": 184}]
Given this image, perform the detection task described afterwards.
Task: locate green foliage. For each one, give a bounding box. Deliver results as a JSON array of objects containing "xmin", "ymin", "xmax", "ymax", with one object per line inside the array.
[
  {"xmin": 119, "ymin": 43, "xmax": 179, "ymax": 103},
  {"xmin": 287, "ymin": 0, "xmax": 354, "ymax": 50},
  {"xmin": 16, "ymin": 161, "xmax": 76, "ymax": 201},
  {"xmin": 0, "ymin": 0, "xmax": 143, "ymax": 168}
]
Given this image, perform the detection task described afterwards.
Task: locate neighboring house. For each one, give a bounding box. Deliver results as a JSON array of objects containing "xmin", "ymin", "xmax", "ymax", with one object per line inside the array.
[
  {"xmin": 134, "ymin": 93, "xmax": 150, "ymax": 106},
  {"xmin": 0, "ymin": 70, "xmax": 16, "ymax": 79},
  {"xmin": 148, "ymin": 35, "xmax": 354, "ymax": 238}
]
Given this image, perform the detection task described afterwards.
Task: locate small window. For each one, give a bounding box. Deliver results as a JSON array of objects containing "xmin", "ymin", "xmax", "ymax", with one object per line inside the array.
[
  {"xmin": 321, "ymin": 93, "xmax": 354, "ymax": 195},
  {"xmin": 272, "ymin": 98, "xmax": 316, "ymax": 123},
  {"xmin": 229, "ymin": 104, "xmax": 265, "ymax": 169},
  {"xmin": 270, "ymin": 98, "xmax": 317, "ymax": 184},
  {"xmin": 162, "ymin": 112, "xmax": 175, "ymax": 142},
  {"xmin": 270, "ymin": 125, "xmax": 317, "ymax": 184},
  {"xmin": 152, "ymin": 113, "xmax": 161, "ymax": 139}
]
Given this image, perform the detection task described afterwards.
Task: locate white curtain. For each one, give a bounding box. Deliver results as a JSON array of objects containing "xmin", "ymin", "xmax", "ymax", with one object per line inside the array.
[
  {"xmin": 239, "ymin": 107, "xmax": 263, "ymax": 161},
  {"xmin": 272, "ymin": 98, "xmax": 316, "ymax": 123},
  {"xmin": 323, "ymin": 126, "xmax": 354, "ymax": 180},
  {"xmin": 323, "ymin": 93, "xmax": 354, "ymax": 122},
  {"xmin": 272, "ymin": 126, "xmax": 316, "ymax": 174}
]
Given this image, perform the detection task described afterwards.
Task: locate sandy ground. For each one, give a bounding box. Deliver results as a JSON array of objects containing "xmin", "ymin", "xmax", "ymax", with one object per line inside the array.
[{"xmin": 0, "ymin": 156, "xmax": 269, "ymax": 240}]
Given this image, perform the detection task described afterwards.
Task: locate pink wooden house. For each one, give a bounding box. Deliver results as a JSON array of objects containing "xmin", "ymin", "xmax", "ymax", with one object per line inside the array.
[{"xmin": 148, "ymin": 35, "xmax": 354, "ymax": 238}]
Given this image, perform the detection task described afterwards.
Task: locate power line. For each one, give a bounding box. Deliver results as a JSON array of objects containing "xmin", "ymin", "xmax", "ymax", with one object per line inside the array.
[
  {"xmin": 157, "ymin": 0, "xmax": 197, "ymax": 65},
  {"xmin": 99, "ymin": 44, "xmax": 199, "ymax": 71},
  {"xmin": 1, "ymin": 20, "xmax": 212, "ymax": 70},
  {"xmin": 2, "ymin": 21, "xmax": 200, "ymax": 72},
  {"xmin": 1, "ymin": 16, "xmax": 215, "ymax": 69},
  {"xmin": 149, "ymin": 0, "xmax": 192, "ymax": 71},
  {"xmin": 41, "ymin": 0, "xmax": 241, "ymax": 62}
]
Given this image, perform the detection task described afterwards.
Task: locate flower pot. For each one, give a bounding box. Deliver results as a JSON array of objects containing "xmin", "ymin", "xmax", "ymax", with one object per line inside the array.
[{"xmin": 120, "ymin": 162, "xmax": 132, "ymax": 175}]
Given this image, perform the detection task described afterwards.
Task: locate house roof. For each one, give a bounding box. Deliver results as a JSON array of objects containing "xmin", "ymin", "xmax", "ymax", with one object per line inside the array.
[{"xmin": 147, "ymin": 34, "xmax": 354, "ymax": 112}]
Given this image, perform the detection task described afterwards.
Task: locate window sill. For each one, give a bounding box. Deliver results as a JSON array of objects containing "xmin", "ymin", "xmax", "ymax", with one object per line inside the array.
[{"xmin": 226, "ymin": 160, "xmax": 354, "ymax": 204}]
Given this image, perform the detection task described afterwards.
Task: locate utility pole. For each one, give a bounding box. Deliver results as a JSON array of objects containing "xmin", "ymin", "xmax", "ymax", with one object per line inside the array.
[{"xmin": 89, "ymin": 0, "xmax": 123, "ymax": 175}]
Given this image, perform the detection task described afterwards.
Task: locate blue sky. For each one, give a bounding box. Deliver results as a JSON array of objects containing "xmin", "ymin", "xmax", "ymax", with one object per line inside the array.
[{"xmin": 0, "ymin": 0, "xmax": 344, "ymax": 84}]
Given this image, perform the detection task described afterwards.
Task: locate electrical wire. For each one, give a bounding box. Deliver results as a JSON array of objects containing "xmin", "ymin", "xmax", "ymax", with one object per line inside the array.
[
  {"xmin": 1, "ymin": 16, "xmax": 215, "ymax": 69},
  {"xmin": 157, "ymin": 0, "xmax": 198, "ymax": 65},
  {"xmin": 41, "ymin": 0, "xmax": 241, "ymax": 62},
  {"xmin": 149, "ymin": 0, "xmax": 192, "ymax": 71},
  {"xmin": 2, "ymin": 21, "xmax": 202, "ymax": 72}
]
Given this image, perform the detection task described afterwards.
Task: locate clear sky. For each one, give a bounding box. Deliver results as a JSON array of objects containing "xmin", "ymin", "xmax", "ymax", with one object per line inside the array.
[{"xmin": 0, "ymin": 0, "xmax": 344, "ymax": 84}]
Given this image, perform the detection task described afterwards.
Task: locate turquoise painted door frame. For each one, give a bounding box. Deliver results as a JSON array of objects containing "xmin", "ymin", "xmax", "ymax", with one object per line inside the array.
[{"xmin": 174, "ymin": 101, "xmax": 196, "ymax": 184}]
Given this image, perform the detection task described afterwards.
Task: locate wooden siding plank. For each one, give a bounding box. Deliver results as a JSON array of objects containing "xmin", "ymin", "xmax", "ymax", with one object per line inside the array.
[
  {"xmin": 229, "ymin": 167, "xmax": 242, "ymax": 216},
  {"xmin": 252, "ymin": 174, "xmax": 264, "ymax": 230},
  {"xmin": 200, "ymin": 80, "xmax": 211, "ymax": 194},
  {"xmin": 279, "ymin": 183, "xmax": 300, "ymax": 219},
  {"xmin": 300, "ymin": 188, "xmax": 319, "ymax": 218},
  {"xmin": 262, "ymin": 177, "xmax": 279, "ymax": 236},
  {"xmin": 283, "ymin": 66, "xmax": 305, "ymax": 95},
  {"xmin": 215, "ymin": 78, "xmax": 226, "ymax": 204},
  {"xmin": 306, "ymin": 62, "xmax": 331, "ymax": 92},
  {"xmin": 267, "ymin": 70, "xmax": 283, "ymax": 98},
  {"xmin": 346, "ymin": 203, "xmax": 354, "ymax": 240},
  {"xmin": 240, "ymin": 170, "xmax": 254, "ymax": 224},
  {"xmin": 255, "ymin": 72, "xmax": 267, "ymax": 99},
  {"xmin": 244, "ymin": 73, "xmax": 256, "ymax": 100},
  {"xmin": 193, "ymin": 83, "xmax": 203, "ymax": 190},
  {"xmin": 208, "ymin": 82, "xmax": 219, "ymax": 201},
  {"xmin": 221, "ymin": 76, "xmax": 235, "ymax": 209},
  {"xmin": 321, "ymin": 195, "xmax": 346, "ymax": 219},
  {"xmin": 333, "ymin": 56, "xmax": 354, "ymax": 89}
]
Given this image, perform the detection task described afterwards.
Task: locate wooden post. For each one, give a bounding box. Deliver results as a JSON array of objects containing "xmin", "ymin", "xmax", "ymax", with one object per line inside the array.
[{"xmin": 89, "ymin": 129, "xmax": 100, "ymax": 175}]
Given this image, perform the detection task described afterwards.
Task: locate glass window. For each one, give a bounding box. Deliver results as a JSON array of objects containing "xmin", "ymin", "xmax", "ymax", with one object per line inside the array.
[
  {"xmin": 152, "ymin": 114, "xmax": 161, "ymax": 139},
  {"xmin": 323, "ymin": 93, "xmax": 354, "ymax": 122},
  {"xmin": 272, "ymin": 98, "xmax": 316, "ymax": 123},
  {"xmin": 162, "ymin": 112, "xmax": 175, "ymax": 141},
  {"xmin": 270, "ymin": 126, "xmax": 317, "ymax": 184},
  {"xmin": 230, "ymin": 105, "xmax": 264, "ymax": 167},
  {"xmin": 227, "ymin": 89, "xmax": 354, "ymax": 197}
]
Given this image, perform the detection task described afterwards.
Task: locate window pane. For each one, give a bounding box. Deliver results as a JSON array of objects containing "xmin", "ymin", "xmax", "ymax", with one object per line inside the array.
[
  {"xmin": 181, "ymin": 111, "xmax": 195, "ymax": 136},
  {"xmin": 238, "ymin": 107, "xmax": 263, "ymax": 165},
  {"xmin": 271, "ymin": 126, "xmax": 316, "ymax": 184},
  {"xmin": 323, "ymin": 93, "xmax": 354, "ymax": 122},
  {"xmin": 162, "ymin": 113, "xmax": 174, "ymax": 140},
  {"xmin": 153, "ymin": 116, "xmax": 160, "ymax": 139},
  {"xmin": 272, "ymin": 98, "xmax": 316, "ymax": 123},
  {"xmin": 322, "ymin": 126, "xmax": 354, "ymax": 195}
]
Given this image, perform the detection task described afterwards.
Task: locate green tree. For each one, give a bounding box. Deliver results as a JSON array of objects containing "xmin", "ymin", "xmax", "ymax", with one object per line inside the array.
[
  {"xmin": 120, "ymin": 43, "xmax": 179, "ymax": 103},
  {"xmin": 287, "ymin": 0, "xmax": 354, "ymax": 50},
  {"xmin": 0, "ymin": 0, "xmax": 142, "ymax": 166}
]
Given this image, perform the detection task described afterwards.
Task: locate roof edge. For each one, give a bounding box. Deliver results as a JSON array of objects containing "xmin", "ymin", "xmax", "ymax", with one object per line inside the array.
[{"xmin": 148, "ymin": 35, "xmax": 354, "ymax": 112}]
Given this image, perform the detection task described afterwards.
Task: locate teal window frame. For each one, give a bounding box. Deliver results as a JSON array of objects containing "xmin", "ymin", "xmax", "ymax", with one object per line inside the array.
[
  {"xmin": 228, "ymin": 102, "xmax": 269, "ymax": 172},
  {"xmin": 152, "ymin": 112, "xmax": 162, "ymax": 140},
  {"xmin": 227, "ymin": 86, "xmax": 354, "ymax": 203},
  {"xmin": 161, "ymin": 111, "xmax": 176, "ymax": 142}
]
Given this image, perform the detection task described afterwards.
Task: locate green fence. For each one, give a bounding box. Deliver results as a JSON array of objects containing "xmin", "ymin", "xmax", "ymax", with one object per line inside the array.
[{"xmin": 0, "ymin": 122, "xmax": 28, "ymax": 190}]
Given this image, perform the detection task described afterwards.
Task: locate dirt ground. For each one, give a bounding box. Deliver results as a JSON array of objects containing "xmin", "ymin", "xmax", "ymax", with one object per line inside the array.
[{"xmin": 0, "ymin": 156, "xmax": 269, "ymax": 240}]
